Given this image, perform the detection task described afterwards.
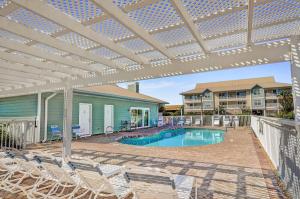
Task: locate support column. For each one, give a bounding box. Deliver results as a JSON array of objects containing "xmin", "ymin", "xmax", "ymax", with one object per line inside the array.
[
  {"xmin": 291, "ymin": 36, "xmax": 300, "ymax": 123},
  {"xmin": 62, "ymin": 84, "xmax": 73, "ymax": 160},
  {"xmin": 36, "ymin": 91, "xmax": 41, "ymax": 143}
]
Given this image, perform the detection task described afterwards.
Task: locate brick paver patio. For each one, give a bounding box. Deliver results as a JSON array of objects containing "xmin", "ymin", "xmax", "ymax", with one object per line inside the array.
[{"xmin": 23, "ymin": 127, "xmax": 288, "ymax": 199}]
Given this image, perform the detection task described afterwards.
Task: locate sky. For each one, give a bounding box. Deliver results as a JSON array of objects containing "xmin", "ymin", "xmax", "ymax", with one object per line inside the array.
[{"xmin": 118, "ymin": 61, "xmax": 292, "ymax": 105}]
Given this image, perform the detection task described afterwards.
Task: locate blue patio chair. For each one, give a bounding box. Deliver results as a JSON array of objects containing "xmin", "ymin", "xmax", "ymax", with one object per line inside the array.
[
  {"xmin": 72, "ymin": 125, "xmax": 81, "ymax": 139},
  {"xmin": 49, "ymin": 125, "xmax": 62, "ymax": 141}
]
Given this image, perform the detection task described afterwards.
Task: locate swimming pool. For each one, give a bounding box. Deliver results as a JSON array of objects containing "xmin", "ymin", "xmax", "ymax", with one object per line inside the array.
[{"xmin": 119, "ymin": 128, "xmax": 225, "ymax": 147}]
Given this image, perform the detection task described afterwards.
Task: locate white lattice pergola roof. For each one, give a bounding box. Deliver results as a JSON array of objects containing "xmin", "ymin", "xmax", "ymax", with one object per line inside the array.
[{"xmin": 0, "ymin": 0, "xmax": 299, "ymax": 97}]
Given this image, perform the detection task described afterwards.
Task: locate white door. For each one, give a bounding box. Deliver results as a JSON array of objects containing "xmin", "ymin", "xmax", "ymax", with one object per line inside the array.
[
  {"xmin": 104, "ymin": 105, "xmax": 114, "ymax": 133},
  {"xmin": 79, "ymin": 103, "xmax": 92, "ymax": 136}
]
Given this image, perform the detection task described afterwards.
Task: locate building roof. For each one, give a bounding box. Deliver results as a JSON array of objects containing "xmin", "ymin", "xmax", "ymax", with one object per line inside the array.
[
  {"xmin": 76, "ymin": 85, "xmax": 168, "ymax": 104},
  {"xmin": 181, "ymin": 77, "xmax": 291, "ymax": 95},
  {"xmin": 164, "ymin": 105, "xmax": 182, "ymax": 111}
]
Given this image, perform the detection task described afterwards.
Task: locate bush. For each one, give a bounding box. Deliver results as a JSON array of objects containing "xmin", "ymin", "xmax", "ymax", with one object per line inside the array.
[{"xmin": 277, "ymin": 111, "xmax": 294, "ymax": 120}]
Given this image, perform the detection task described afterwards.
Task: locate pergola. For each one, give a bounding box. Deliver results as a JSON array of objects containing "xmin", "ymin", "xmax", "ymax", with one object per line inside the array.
[{"xmin": 0, "ymin": 0, "xmax": 299, "ymax": 158}]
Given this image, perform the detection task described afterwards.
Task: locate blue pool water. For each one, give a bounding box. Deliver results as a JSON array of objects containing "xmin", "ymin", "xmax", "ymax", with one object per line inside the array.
[{"xmin": 119, "ymin": 128, "xmax": 225, "ymax": 147}]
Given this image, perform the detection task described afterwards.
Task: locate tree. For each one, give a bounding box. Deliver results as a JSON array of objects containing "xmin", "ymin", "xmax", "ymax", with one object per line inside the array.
[{"xmin": 277, "ymin": 90, "xmax": 294, "ymax": 119}]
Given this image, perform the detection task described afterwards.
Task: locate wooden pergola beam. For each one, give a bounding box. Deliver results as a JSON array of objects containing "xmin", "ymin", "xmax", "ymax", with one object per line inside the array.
[
  {"xmin": 0, "ymin": 51, "xmax": 81, "ymax": 76},
  {"xmin": 0, "ymin": 17, "xmax": 122, "ymax": 71},
  {"xmin": 92, "ymin": 0, "xmax": 176, "ymax": 59},
  {"xmin": 171, "ymin": 0, "xmax": 208, "ymax": 54},
  {"xmin": 11, "ymin": 0, "xmax": 148, "ymax": 65}
]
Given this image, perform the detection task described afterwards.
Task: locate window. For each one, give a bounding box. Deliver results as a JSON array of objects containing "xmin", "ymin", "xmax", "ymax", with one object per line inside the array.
[
  {"xmin": 219, "ymin": 102, "xmax": 227, "ymax": 106},
  {"xmin": 219, "ymin": 92, "xmax": 227, "ymax": 99},
  {"xmin": 130, "ymin": 107, "xmax": 150, "ymax": 128},
  {"xmin": 237, "ymin": 91, "xmax": 246, "ymax": 98},
  {"xmin": 253, "ymin": 100, "xmax": 262, "ymax": 106},
  {"xmin": 253, "ymin": 89, "xmax": 261, "ymax": 95},
  {"xmin": 252, "ymin": 88, "xmax": 264, "ymax": 96},
  {"xmin": 203, "ymin": 91, "xmax": 212, "ymax": 99},
  {"xmin": 203, "ymin": 101, "xmax": 213, "ymax": 109}
]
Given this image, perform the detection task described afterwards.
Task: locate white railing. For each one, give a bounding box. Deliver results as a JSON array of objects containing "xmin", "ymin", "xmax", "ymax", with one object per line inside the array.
[
  {"xmin": 226, "ymin": 104, "xmax": 246, "ymax": 109},
  {"xmin": 265, "ymin": 93, "xmax": 278, "ymax": 98},
  {"xmin": 265, "ymin": 103, "xmax": 278, "ymax": 108},
  {"xmin": 251, "ymin": 116, "xmax": 300, "ymax": 199},
  {"xmin": 184, "ymin": 99, "xmax": 201, "ymax": 103},
  {"xmin": 0, "ymin": 117, "xmax": 37, "ymax": 150},
  {"xmin": 163, "ymin": 115, "xmax": 251, "ymax": 127}
]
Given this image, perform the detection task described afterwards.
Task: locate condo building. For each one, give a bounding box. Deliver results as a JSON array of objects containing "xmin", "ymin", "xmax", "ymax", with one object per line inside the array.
[{"xmin": 181, "ymin": 77, "xmax": 291, "ymax": 116}]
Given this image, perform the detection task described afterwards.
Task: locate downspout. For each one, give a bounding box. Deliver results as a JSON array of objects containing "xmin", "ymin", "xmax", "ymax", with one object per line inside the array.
[{"xmin": 43, "ymin": 92, "xmax": 58, "ymax": 142}]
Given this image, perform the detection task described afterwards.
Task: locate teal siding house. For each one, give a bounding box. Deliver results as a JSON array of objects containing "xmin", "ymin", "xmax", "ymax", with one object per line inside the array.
[{"xmin": 0, "ymin": 85, "xmax": 167, "ymax": 141}]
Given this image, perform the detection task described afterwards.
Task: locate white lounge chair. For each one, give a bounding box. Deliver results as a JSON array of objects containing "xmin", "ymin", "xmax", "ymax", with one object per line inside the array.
[
  {"xmin": 184, "ymin": 118, "xmax": 192, "ymax": 126},
  {"xmin": 212, "ymin": 115, "xmax": 221, "ymax": 126},
  {"xmin": 194, "ymin": 118, "xmax": 201, "ymax": 126},
  {"xmin": 63, "ymin": 156, "xmax": 137, "ymax": 199},
  {"xmin": 0, "ymin": 151, "xmax": 50, "ymax": 195},
  {"xmin": 105, "ymin": 126, "xmax": 114, "ymax": 136},
  {"xmin": 25, "ymin": 152, "xmax": 80, "ymax": 199},
  {"xmin": 223, "ymin": 116, "xmax": 232, "ymax": 127},
  {"xmin": 126, "ymin": 166, "xmax": 195, "ymax": 199},
  {"xmin": 232, "ymin": 116, "xmax": 239, "ymax": 128},
  {"xmin": 177, "ymin": 119, "xmax": 184, "ymax": 127}
]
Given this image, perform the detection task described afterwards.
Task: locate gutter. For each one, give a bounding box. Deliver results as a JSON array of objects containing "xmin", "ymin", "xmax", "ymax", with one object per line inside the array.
[{"xmin": 43, "ymin": 92, "xmax": 58, "ymax": 142}]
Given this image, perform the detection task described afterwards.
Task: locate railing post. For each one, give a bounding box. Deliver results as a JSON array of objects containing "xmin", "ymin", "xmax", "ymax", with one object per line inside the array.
[{"xmin": 291, "ymin": 36, "xmax": 300, "ymax": 124}]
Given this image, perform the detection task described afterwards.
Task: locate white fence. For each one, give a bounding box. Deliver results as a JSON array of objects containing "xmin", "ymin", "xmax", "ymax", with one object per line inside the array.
[
  {"xmin": 251, "ymin": 116, "xmax": 300, "ymax": 199},
  {"xmin": 162, "ymin": 115, "xmax": 251, "ymax": 127},
  {"xmin": 0, "ymin": 117, "xmax": 37, "ymax": 150}
]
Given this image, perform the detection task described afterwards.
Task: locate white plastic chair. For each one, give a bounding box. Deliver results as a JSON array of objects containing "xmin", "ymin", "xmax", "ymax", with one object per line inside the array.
[
  {"xmin": 212, "ymin": 115, "xmax": 221, "ymax": 126},
  {"xmin": 194, "ymin": 118, "xmax": 201, "ymax": 126},
  {"xmin": 126, "ymin": 166, "xmax": 195, "ymax": 199},
  {"xmin": 63, "ymin": 156, "xmax": 137, "ymax": 199},
  {"xmin": 223, "ymin": 116, "xmax": 232, "ymax": 127},
  {"xmin": 184, "ymin": 118, "xmax": 192, "ymax": 126}
]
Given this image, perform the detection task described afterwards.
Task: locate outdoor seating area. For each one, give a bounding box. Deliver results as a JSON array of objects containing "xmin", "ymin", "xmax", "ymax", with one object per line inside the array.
[
  {"xmin": 0, "ymin": 0, "xmax": 299, "ymax": 198},
  {"xmin": 0, "ymin": 126, "xmax": 288, "ymax": 199},
  {"xmin": 0, "ymin": 148, "xmax": 196, "ymax": 199}
]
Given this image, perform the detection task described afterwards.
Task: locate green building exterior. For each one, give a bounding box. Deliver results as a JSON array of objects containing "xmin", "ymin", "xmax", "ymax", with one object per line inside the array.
[{"xmin": 0, "ymin": 85, "xmax": 166, "ymax": 141}]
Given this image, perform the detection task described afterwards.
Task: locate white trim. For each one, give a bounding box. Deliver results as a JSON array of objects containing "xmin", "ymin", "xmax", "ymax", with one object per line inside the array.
[{"xmin": 130, "ymin": 107, "xmax": 151, "ymax": 129}]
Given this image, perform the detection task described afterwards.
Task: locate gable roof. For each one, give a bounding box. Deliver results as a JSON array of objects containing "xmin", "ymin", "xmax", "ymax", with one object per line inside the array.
[
  {"xmin": 75, "ymin": 85, "xmax": 168, "ymax": 104},
  {"xmin": 164, "ymin": 105, "xmax": 182, "ymax": 111},
  {"xmin": 181, "ymin": 77, "xmax": 291, "ymax": 95}
]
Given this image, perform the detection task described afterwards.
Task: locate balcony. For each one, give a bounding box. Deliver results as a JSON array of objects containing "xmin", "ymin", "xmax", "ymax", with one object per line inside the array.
[
  {"xmin": 266, "ymin": 103, "xmax": 279, "ymax": 109},
  {"xmin": 252, "ymin": 105, "xmax": 265, "ymax": 109},
  {"xmin": 202, "ymin": 97, "xmax": 213, "ymax": 101},
  {"xmin": 184, "ymin": 105, "xmax": 214, "ymax": 111},
  {"xmin": 219, "ymin": 95, "xmax": 246, "ymax": 101},
  {"xmin": 225, "ymin": 104, "xmax": 247, "ymax": 109},
  {"xmin": 184, "ymin": 99, "xmax": 201, "ymax": 103},
  {"xmin": 265, "ymin": 93, "xmax": 278, "ymax": 98}
]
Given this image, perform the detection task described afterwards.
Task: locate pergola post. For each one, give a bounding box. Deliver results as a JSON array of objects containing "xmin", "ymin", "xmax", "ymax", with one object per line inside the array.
[
  {"xmin": 36, "ymin": 91, "xmax": 41, "ymax": 143},
  {"xmin": 290, "ymin": 36, "xmax": 300, "ymax": 123},
  {"xmin": 62, "ymin": 83, "xmax": 73, "ymax": 160}
]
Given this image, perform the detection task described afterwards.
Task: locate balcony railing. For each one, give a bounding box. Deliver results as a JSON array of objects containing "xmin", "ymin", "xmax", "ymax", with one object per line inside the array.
[
  {"xmin": 220, "ymin": 104, "xmax": 247, "ymax": 109},
  {"xmin": 220, "ymin": 96, "xmax": 246, "ymax": 100},
  {"xmin": 185, "ymin": 106, "xmax": 214, "ymax": 111},
  {"xmin": 265, "ymin": 93, "xmax": 278, "ymax": 98},
  {"xmin": 252, "ymin": 94, "xmax": 265, "ymax": 98},
  {"xmin": 252, "ymin": 105, "xmax": 265, "ymax": 109},
  {"xmin": 265, "ymin": 103, "xmax": 278, "ymax": 108},
  {"xmin": 184, "ymin": 99, "xmax": 201, "ymax": 103}
]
